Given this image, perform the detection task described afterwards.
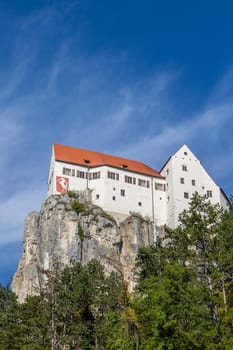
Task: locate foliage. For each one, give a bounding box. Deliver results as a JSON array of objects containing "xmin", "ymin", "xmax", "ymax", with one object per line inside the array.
[
  {"xmin": 67, "ymin": 190, "xmax": 77, "ymax": 198},
  {"xmin": 134, "ymin": 193, "xmax": 233, "ymax": 348},
  {"xmin": 77, "ymin": 222, "xmax": 85, "ymax": 241},
  {"xmin": 134, "ymin": 262, "xmax": 216, "ymax": 349},
  {"xmin": 71, "ymin": 199, "xmax": 85, "ymax": 214}
]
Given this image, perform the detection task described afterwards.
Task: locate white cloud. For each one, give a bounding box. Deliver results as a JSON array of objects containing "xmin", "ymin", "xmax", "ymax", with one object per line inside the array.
[
  {"xmin": 116, "ymin": 73, "xmax": 233, "ymax": 194},
  {"xmin": 0, "ymin": 113, "xmax": 23, "ymax": 149},
  {"xmin": 0, "ymin": 185, "xmax": 45, "ymax": 246},
  {"xmin": 209, "ymin": 66, "xmax": 233, "ymax": 104}
]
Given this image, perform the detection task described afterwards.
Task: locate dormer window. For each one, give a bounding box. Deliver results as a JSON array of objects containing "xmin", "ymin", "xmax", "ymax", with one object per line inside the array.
[
  {"xmin": 84, "ymin": 159, "xmax": 90, "ymax": 164},
  {"xmin": 121, "ymin": 164, "xmax": 128, "ymax": 168}
]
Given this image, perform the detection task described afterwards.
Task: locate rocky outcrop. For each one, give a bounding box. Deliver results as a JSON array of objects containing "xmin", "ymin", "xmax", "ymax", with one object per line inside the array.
[{"xmin": 12, "ymin": 193, "xmax": 154, "ymax": 302}]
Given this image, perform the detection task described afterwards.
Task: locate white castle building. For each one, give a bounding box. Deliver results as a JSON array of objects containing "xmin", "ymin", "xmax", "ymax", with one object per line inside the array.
[{"xmin": 48, "ymin": 144, "xmax": 229, "ymax": 230}]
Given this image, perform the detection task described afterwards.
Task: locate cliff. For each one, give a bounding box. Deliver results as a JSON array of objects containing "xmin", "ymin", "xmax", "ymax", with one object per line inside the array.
[{"xmin": 12, "ymin": 192, "xmax": 154, "ymax": 302}]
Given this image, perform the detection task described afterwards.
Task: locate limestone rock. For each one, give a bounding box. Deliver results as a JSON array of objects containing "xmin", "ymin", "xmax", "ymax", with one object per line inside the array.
[{"xmin": 12, "ymin": 193, "xmax": 154, "ymax": 302}]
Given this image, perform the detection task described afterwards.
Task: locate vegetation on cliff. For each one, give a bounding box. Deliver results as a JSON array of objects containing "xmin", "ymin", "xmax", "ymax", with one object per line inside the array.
[{"xmin": 1, "ymin": 194, "xmax": 233, "ymax": 349}]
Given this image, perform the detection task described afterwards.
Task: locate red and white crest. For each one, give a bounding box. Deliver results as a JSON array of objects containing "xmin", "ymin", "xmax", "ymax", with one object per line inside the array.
[{"xmin": 56, "ymin": 176, "xmax": 69, "ymax": 193}]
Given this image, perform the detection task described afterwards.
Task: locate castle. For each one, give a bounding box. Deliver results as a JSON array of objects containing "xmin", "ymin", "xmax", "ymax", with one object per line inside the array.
[{"xmin": 48, "ymin": 144, "xmax": 229, "ymax": 233}]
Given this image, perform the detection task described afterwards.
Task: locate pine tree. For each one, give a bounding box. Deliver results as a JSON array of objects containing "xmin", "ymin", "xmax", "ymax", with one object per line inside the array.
[
  {"xmin": 134, "ymin": 262, "xmax": 215, "ymax": 349},
  {"xmin": 40, "ymin": 259, "xmax": 128, "ymax": 349},
  {"xmin": 134, "ymin": 193, "xmax": 233, "ymax": 348}
]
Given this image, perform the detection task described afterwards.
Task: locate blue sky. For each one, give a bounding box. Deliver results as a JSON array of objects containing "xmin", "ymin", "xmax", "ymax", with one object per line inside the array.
[{"xmin": 0, "ymin": 0, "xmax": 233, "ymax": 285}]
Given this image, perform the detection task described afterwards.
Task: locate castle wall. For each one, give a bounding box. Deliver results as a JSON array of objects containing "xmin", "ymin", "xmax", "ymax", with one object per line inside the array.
[
  {"xmin": 48, "ymin": 144, "xmax": 228, "ymax": 232},
  {"xmin": 160, "ymin": 145, "xmax": 227, "ymax": 228}
]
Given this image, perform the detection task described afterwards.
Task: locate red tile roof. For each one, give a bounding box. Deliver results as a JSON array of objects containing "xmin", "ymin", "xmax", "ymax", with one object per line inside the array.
[{"xmin": 53, "ymin": 144, "xmax": 162, "ymax": 178}]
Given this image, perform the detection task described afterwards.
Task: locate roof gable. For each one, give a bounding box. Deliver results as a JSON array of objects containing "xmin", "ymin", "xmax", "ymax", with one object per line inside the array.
[
  {"xmin": 160, "ymin": 144, "xmax": 199, "ymax": 172},
  {"xmin": 53, "ymin": 143, "xmax": 162, "ymax": 178}
]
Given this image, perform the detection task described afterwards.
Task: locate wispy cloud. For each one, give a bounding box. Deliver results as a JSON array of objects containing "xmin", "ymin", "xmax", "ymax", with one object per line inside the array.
[
  {"xmin": 118, "ymin": 71, "xmax": 233, "ymax": 194},
  {"xmin": 121, "ymin": 101, "xmax": 233, "ymax": 161},
  {"xmin": 0, "ymin": 3, "xmax": 232, "ymax": 255},
  {"xmin": 0, "ymin": 186, "xmax": 45, "ymax": 245}
]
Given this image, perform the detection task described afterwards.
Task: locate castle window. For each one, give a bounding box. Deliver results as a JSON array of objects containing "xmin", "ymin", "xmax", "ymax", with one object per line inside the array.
[
  {"xmin": 125, "ymin": 176, "xmax": 136, "ymax": 184},
  {"xmin": 108, "ymin": 171, "xmax": 116, "ymax": 180},
  {"xmin": 138, "ymin": 179, "xmax": 149, "ymax": 187},
  {"xmin": 184, "ymin": 192, "xmax": 189, "ymax": 199},
  {"xmin": 96, "ymin": 194, "xmax": 99, "ymax": 199},
  {"xmin": 72, "ymin": 169, "xmax": 75, "ymax": 176},
  {"xmin": 121, "ymin": 189, "xmax": 125, "ymax": 197},
  {"xmin": 77, "ymin": 170, "xmax": 86, "ymax": 178},
  {"xmin": 92, "ymin": 172, "xmax": 100, "ymax": 179},
  {"xmin": 112, "ymin": 196, "xmax": 116, "ymax": 200},
  {"xmin": 155, "ymin": 183, "xmax": 165, "ymax": 191},
  {"xmin": 138, "ymin": 179, "xmax": 146, "ymax": 187},
  {"xmin": 108, "ymin": 171, "xmax": 119, "ymax": 180},
  {"xmin": 192, "ymin": 179, "xmax": 196, "ymax": 186},
  {"xmin": 125, "ymin": 175, "xmax": 132, "ymax": 184},
  {"xmin": 180, "ymin": 177, "xmax": 184, "ymax": 184},
  {"xmin": 63, "ymin": 168, "xmax": 71, "ymax": 176},
  {"xmin": 182, "ymin": 165, "xmax": 187, "ymax": 171},
  {"xmin": 184, "ymin": 151, "xmax": 188, "ymax": 155},
  {"xmin": 207, "ymin": 190, "xmax": 212, "ymax": 198},
  {"xmin": 138, "ymin": 202, "xmax": 142, "ymax": 206}
]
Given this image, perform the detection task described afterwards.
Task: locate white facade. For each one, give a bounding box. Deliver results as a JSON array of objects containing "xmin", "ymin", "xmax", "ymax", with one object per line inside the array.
[
  {"xmin": 48, "ymin": 144, "xmax": 229, "ymax": 231},
  {"xmin": 48, "ymin": 147, "xmax": 167, "ymax": 228},
  {"xmin": 160, "ymin": 145, "xmax": 229, "ymax": 228}
]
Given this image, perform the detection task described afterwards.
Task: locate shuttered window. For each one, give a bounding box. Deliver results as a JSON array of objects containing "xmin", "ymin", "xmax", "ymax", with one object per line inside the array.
[
  {"xmin": 125, "ymin": 176, "xmax": 136, "ymax": 184},
  {"xmin": 77, "ymin": 171, "xmax": 86, "ymax": 179}
]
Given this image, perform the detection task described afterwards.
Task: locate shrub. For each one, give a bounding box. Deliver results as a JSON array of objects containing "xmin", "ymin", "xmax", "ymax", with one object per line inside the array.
[
  {"xmin": 71, "ymin": 200, "xmax": 85, "ymax": 214},
  {"xmin": 67, "ymin": 190, "xmax": 77, "ymax": 198},
  {"xmin": 77, "ymin": 223, "xmax": 85, "ymax": 241}
]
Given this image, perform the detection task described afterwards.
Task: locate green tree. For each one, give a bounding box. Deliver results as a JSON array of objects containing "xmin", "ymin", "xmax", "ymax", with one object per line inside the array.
[
  {"xmin": 0, "ymin": 284, "xmax": 49, "ymax": 350},
  {"xmin": 134, "ymin": 193, "xmax": 233, "ymax": 348},
  {"xmin": 41, "ymin": 259, "xmax": 129, "ymax": 349},
  {"xmin": 134, "ymin": 261, "xmax": 215, "ymax": 349},
  {"xmin": 0, "ymin": 284, "xmax": 17, "ymax": 349},
  {"xmin": 169, "ymin": 194, "xmax": 222, "ymax": 324}
]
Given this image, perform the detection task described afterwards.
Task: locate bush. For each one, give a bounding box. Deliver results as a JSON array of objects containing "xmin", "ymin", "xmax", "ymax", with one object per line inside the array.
[
  {"xmin": 67, "ymin": 190, "xmax": 77, "ymax": 198},
  {"xmin": 77, "ymin": 223, "xmax": 85, "ymax": 241},
  {"xmin": 71, "ymin": 200, "xmax": 85, "ymax": 214}
]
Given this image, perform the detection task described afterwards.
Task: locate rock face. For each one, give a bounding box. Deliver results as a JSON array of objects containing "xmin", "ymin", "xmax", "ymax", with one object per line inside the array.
[{"xmin": 12, "ymin": 193, "xmax": 154, "ymax": 302}]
